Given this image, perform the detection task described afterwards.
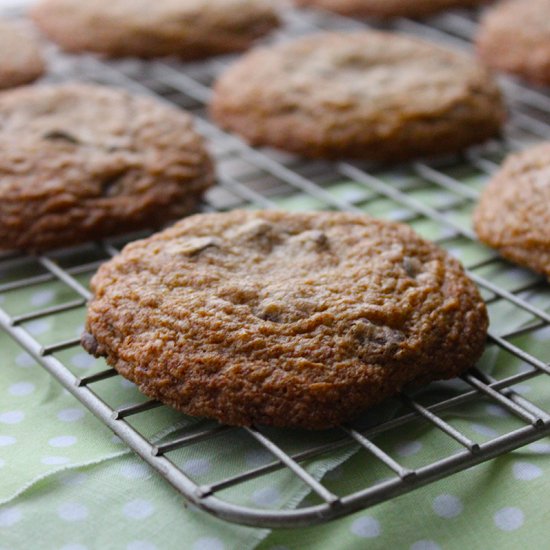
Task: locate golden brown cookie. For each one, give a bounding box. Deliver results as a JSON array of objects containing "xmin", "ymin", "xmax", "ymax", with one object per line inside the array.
[
  {"xmin": 0, "ymin": 19, "xmax": 45, "ymax": 89},
  {"xmin": 210, "ymin": 32, "xmax": 505, "ymax": 162},
  {"xmin": 474, "ymin": 143, "xmax": 550, "ymax": 278},
  {"xmin": 0, "ymin": 84, "xmax": 214, "ymax": 252},
  {"xmin": 31, "ymin": 0, "xmax": 280, "ymax": 60},
  {"xmin": 82, "ymin": 210, "xmax": 488, "ymax": 430},
  {"xmin": 295, "ymin": 0, "xmax": 488, "ymax": 18},
  {"xmin": 476, "ymin": 0, "xmax": 550, "ymax": 86}
]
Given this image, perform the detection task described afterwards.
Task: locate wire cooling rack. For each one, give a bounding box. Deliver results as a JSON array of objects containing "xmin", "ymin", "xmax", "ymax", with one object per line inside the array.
[{"xmin": 2, "ymin": 4, "xmax": 550, "ymax": 529}]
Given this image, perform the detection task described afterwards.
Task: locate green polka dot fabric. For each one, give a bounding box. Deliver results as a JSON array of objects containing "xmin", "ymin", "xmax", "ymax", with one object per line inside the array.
[{"xmin": 2, "ymin": 178, "xmax": 550, "ymax": 550}]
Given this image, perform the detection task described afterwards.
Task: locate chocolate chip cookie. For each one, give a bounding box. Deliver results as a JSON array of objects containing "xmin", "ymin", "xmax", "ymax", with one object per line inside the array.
[
  {"xmin": 295, "ymin": 0, "xmax": 488, "ymax": 18},
  {"xmin": 474, "ymin": 143, "xmax": 550, "ymax": 278},
  {"xmin": 211, "ymin": 32, "xmax": 505, "ymax": 162},
  {"xmin": 0, "ymin": 84, "xmax": 214, "ymax": 251},
  {"xmin": 476, "ymin": 0, "xmax": 550, "ymax": 86},
  {"xmin": 82, "ymin": 210, "xmax": 488, "ymax": 430},
  {"xmin": 31, "ymin": 0, "xmax": 280, "ymax": 60},
  {"xmin": 0, "ymin": 19, "xmax": 45, "ymax": 89}
]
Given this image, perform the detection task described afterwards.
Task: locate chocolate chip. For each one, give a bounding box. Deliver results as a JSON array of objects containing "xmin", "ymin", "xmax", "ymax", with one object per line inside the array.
[
  {"xmin": 43, "ymin": 130, "xmax": 80, "ymax": 145},
  {"xmin": 81, "ymin": 331, "xmax": 100, "ymax": 356},
  {"xmin": 403, "ymin": 257, "xmax": 421, "ymax": 278},
  {"xmin": 100, "ymin": 172, "xmax": 126, "ymax": 197}
]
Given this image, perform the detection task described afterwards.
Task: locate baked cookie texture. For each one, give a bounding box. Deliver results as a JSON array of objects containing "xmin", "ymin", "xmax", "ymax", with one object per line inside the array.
[
  {"xmin": 82, "ymin": 210, "xmax": 488, "ymax": 430},
  {"xmin": 31, "ymin": 0, "xmax": 280, "ymax": 60},
  {"xmin": 0, "ymin": 19, "xmax": 45, "ymax": 89},
  {"xmin": 295, "ymin": 0, "xmax": 488, "ymax": 18},
  {"xmin": 0, "ymin": 84, "xmax": 214, "ymax": 251},
  {"xmin": 474, "ymin": 143, "xmax": 550, "ymax": 278},
  {"xmin": 476, "ymin": 0, "xmax": 550, "ymax": 86},
  {"xmin": 210, "ymin": 32, "xmax": 505, "ymax": 161}
]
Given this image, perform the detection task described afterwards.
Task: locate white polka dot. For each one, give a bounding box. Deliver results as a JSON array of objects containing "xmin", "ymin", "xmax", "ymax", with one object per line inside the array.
[
  {"xmin": 26, "ymin": 318, "xmax": 51, "ymax": 336},
  {"xmin": 470, "ymin": 423, "xmax": 498, "ymax": 438},
  {"xmin": 485, "ymin": 404, "xmax": 509, "ymax": 418},
  {"xmin": 41, "ymin": 456, "xmax": 70, "ymax": 465},
  {"xmin": 447, "ymin": 247, "xmax": 463, "ymax": 259},
  {"xmin": 494, "ymin": 507, "xmax": 524, "ymax": 531},
  {"xmin": 350, "ymin": 515, "xmax": 381, "ymax": 538},
  {"xmin": 0, "ymin": 507, "xmax": 22, "ymax": 527},
  {"xmin": 192, "ymin": 538, "xmax": 225, "ymax": 550},
  {"xmin": 529, "ymin": 441, "xmax": 550, "ymax": 454},
  {"xmin": 120, "ymin": 379, "xmax": 136, "ymax": 389},
  {"xmin": 123, "ymin": 500, "xmax": 154, "ymax": 520},
  {"xmin": 49, "ymin": 436, "xmax": 77, "ymax": 448},
  {"xmin": 0, "ymin": 411, "xmax": 24, "ymax": 424},
  {"xmin": 432, "ymin": 494, "xmax": 463, "ymax": 518},
  {"xmin": 60, "ymin": 472, "xmax": 88, "ymax": 487},
  {"xmin": 60, "ymin": 545, "xmax": 87, "ymax": 550},
  {"xmin": 127, "ymin": 542, "xmax": 158, "ymax": 550},
  {"xmin": 30, "ymin": 289, "xmax": 55, "ymax": 307},
  {"xmin": 387, "ymin": 209, "xmax": 412, "ymax": 222},
  {"xmin": 410, "ymin": 541, "xmax": 441, "ymax": 550},
  {"xmin": 251, "ymin": 486, "xmax": 281, "ymax": 507},
  {"xmin": 121, "ymin": 462, "xmax": 152, "ymax": 480},
  {"xmin": 70, "ymin": 353, "xmax": 95, "ymax": 370},
  {"xmin": 15, "ymin": 352, "xmax": 35, "ymax": 368},
  {"xmin": 57, "ymin": 502, "xmax": 88, "ymax": 522},
  {"xmin": 512, "ymin": 461, "xmax": 542, "ymax": 481},
  {"xmin": 533, "ymin": 326, "xmax": 550, "ymax": 342},
  {"xmin": 244, "ymin": 449, "xmax": 273, "ymax": 468},
  {"xmin": 8, "ymin": 382, "xmax": 35, "ymax": 396},
  {"xmin": 395, "ymin": 440, "xmax": 422, "ymax": 457},
  {"xmin": 0, "ymin": 436, "xmax": 16, "ymax": 447},
  {"xmin": 57, "ymin": 408, "xmax": 85, "ymax": 423},
  {"xmin": 184, "ymin": 458, "xmax": 211, "ymax": 477}
]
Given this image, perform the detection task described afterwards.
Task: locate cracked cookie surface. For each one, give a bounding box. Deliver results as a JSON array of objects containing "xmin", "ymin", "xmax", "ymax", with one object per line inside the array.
[
  {"xmin": 0, "ymin": 84, "xmax": 214, "ymax": 251},
  {"xmin": 295, "ymin": 0, "xmax": 488, "ymax": 18},
  {"xmin": 83, "ymin": 210, "xmax": 488, "ymax": 429},
  {"xmin": 474, "ymin": 142, "xmax": 550, "ymax": 278},
  {"xmin": 31, "ymin": 0, "xmax": 280, "ymax": 60},
  {"xmin": 0, "ymin": 19, "xmax": 45, "ymax": 89},
  {"xmin": 211, "ymin": 31, "xmax": 505, "ymax": 161},
  {"xmin": 476, "ymin": 0, "xmax": 550, "ymax": 86}
]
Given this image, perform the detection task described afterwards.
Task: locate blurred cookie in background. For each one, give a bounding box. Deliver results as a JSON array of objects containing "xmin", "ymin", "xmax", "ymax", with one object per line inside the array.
[
  {"xmin": 0, "ymin": 84, "xmax": 214, "ymax": 251},
  {"xmin": 211, "ymin": 31, "xmax": 505, "ymax": 162},
  {"xmin": 0, "ymin": 19, "xmax": 45, "ymax": 89},
  {"xmin": 477, "ymin": 0, "xmax": 550, "ymax": 86},
  {"xmin": 294, "ymin": 0, "xmax": 488, "ymax": 18},
  {"xmin": 31, "ymin": 0, "xmax": 281, "ymax": 60},
  {"xmin": 474, "ymin": 142, "xmax": 550, "ymax": 278}
]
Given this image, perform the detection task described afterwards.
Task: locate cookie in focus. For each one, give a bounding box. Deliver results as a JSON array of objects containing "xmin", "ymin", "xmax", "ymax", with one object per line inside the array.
[{"xmin": 82, "ymin": 210, "xmax": 488, "ymax": 430}]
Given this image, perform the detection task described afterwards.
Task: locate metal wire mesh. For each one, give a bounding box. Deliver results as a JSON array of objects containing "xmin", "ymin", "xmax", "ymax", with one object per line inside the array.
[{"xmin": 1, "ymin": 5, "xmax": 550, "ymax": 529}]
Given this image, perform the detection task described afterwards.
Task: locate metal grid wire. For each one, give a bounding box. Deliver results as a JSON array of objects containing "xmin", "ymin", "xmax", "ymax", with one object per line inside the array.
[{"xmin": 2, "ymin": 4, "xmax": 550, "ymax": 529}]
